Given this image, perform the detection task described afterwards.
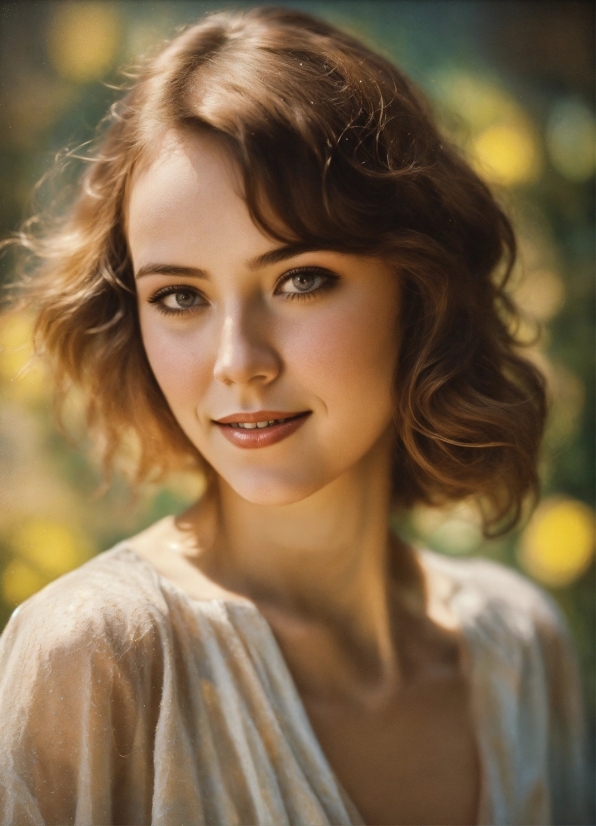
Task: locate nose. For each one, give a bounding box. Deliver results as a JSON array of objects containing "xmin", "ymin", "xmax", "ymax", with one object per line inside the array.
[{"xmin": 213, "ymin": 303, "xmax": 281, "ymax": 387}]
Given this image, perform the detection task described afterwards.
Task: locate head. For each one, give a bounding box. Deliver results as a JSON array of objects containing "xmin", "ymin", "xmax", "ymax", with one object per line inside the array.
[
  {"xmin": 15, "ymin": 7, "xmax": 546, "ymax": 533},
  {"xmin": 129, "ymin": 127, "xmax": 402, "ymax": 507}
]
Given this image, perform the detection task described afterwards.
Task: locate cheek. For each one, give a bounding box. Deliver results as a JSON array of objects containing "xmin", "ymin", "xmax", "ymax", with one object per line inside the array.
[
  {"xmin": 284, "ymin": 299, "xmax": 399, "ymax": 415},
  {"xmin": 139, "ymin": 318, "xmax": 212, "ymax": 414}
]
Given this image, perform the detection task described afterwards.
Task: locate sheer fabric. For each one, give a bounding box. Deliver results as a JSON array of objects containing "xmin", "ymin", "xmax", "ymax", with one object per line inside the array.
[{"xmin": 0, "ymin": 544, "xmax": 588, "ymax": 825}]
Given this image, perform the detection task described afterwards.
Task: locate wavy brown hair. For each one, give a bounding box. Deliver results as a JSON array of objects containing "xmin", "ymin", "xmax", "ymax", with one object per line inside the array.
[{"xmin": 7, "ymin": 6, "xmax": 546, "ymax": 534}]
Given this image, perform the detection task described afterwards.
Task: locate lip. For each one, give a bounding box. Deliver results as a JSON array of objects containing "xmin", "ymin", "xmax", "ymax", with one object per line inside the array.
[{"xmin": 213, "ymin": 410, "xmax": 311, "ymax": 449}]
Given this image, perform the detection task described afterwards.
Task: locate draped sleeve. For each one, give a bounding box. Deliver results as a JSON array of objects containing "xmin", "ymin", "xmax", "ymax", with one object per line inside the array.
[
  {"xmin": 0, "ymin": 553, "xmax": 168, "ymax": 826},
  {"xmin": 420, "ymin": 550, "xmax": 590, "ymax": 826},
  {"xmin": 537, "ymin": 593, "xmax": 590, "ymax": 825}
]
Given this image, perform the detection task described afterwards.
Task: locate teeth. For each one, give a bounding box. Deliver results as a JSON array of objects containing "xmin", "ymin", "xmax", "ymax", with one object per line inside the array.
[{"xmin": 229, "ymin": 418, "xmax": 288, "ymax": 429}]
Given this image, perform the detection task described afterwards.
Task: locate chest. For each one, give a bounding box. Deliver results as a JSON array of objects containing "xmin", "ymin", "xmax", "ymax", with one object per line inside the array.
[{"xmin": 301, "ymin": 673, "xmax": 480, "ymax": 826}]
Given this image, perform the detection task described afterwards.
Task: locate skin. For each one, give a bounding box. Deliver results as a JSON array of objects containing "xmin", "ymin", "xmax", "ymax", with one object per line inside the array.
[{"xmin": 127, "ymin": 129, "xmax": 480, "ymax": 826}]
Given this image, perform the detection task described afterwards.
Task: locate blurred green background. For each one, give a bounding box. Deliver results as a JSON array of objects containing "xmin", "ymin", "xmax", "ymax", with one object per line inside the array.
[{"xmin": 0, "ymin": 0, "xmax": 594, "ymax": 804}]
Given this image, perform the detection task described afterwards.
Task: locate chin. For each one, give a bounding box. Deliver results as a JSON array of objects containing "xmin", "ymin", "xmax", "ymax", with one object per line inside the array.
[{"xmin": 221, "ymin": 465, "xmax": 329, "ymax": 507}]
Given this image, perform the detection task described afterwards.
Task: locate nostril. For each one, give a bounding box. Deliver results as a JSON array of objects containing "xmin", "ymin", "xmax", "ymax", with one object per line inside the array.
[
  {"xmin": 212, "ymin": 326, "xmax": 282, "ymax": 386},
  {"xmin": 211, "ymin": 302, "xmax": 283, "ymax": 387}
]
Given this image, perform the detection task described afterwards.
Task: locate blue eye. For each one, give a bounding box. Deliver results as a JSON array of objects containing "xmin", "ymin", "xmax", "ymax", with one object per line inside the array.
[
  {"xmin": 164, "ymin": 290, "xmax": 201, "ymax": 309},
  {"xmin": 276, "ymin": 267, "xmax": 338, "ymax": 300},
  {"xmin": 148, "ymin": 285, "xmax": 206, "ymax": 315},
  {"xmin": 281, "ymin": 272, "xmax": 324, "ymax": 293}
]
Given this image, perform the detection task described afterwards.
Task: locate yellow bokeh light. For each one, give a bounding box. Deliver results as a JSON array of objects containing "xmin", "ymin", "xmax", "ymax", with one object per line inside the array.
[
  {"xmin": 473, "ymin": 122, "xmax": 541, "ymax": 186},
  {"xmin": 436, "ymin": 71, "xmax": 542, "ymax": 188},
  {"xmin": 2, "ymin": 559, "xmax": 49, "ymax": 606},
  {"xmin": 0, "ymin": 312, "xmax": 51, "ymax": 403},
  {"xmin": 519, "ymin": 497, "xmax": 595, "ymax": 587},
  {"xmin": 48, "ymin": 3, "xmax": 120, "ymax": 83},
  {"xmin": 513, "ymin": 269, "xmax": 566, "ymax": 322},
  {"xmin": 436, "ymin": 71, "xmax": 520, "ymax": 132},
  {"xmin": 11, "ymin": 520, "xmax": 92, "ymax": 580},
  {"xmin": 0, "ymin": 312, "xmax": 34, "ymax": 363}
]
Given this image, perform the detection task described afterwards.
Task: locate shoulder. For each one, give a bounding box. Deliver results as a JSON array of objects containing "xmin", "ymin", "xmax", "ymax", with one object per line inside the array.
[
  {"xmin": 419, "ymin": 549, "xmax": 570, "ymax": 649},
  {"xmin": 421, "ymin": 550, "xmax": 585, "ymax": 740},
  {"xmin": 418, "ymin": 554, "xmax": 589, "ymax": 822},
  {"xmin": 0, "ymin": 545, "xmax": 172, "ymax": 667},
  {"xmin": 0, "ymin": 546, "xmax": 176, "ymax": 821}
]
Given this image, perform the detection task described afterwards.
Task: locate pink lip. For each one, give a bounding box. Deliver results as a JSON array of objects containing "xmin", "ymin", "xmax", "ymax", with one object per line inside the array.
[{"xmin": 213, "ymin": 411, "xmax": 311, "ymax": 449}]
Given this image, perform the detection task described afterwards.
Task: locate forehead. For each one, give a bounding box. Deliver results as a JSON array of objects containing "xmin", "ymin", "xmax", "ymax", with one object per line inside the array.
[
  {"xmin": 127, "ymin": 129, "xmax": 243, "ymax": 224},
  {"xmin": 126, "ymin": 129, "xmax": 264, "ymax": 268}
]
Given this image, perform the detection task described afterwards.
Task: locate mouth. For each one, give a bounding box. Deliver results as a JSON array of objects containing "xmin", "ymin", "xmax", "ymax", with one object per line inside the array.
[{"xmin": 213, "ymin": 410, "xmax": 311, "ymax": 448}]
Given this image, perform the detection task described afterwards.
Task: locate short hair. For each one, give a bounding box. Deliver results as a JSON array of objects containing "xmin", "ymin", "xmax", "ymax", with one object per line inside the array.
[{"xmin": 9, "ymin": 6, "xmax": 546, "ymax": 535}]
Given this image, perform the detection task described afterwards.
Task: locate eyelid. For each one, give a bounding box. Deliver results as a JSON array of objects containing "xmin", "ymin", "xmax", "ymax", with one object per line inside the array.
[
  {"xmin": 147, "ymin": 283, "xmax": 207, "ymax": 315},
  {"xmin": 145, "ymin": 266, "xmax": 338, "ymax": 314},
  {"xmin": 274, "ymin": 265, "xmax": 339, "ymax": 293}
]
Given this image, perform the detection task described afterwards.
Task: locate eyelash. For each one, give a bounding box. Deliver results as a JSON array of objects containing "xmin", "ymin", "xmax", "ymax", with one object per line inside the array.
[
  {"xmin": 148, "ymin": 285, "xmax": 207, "ymax": 316},
  {"xmin": 276, "ymin": 267, "xmax": 338, "ymax": 301},
  {"xmin": 147, "ymin": 267, "xmax": 338, "ymax": 316}
]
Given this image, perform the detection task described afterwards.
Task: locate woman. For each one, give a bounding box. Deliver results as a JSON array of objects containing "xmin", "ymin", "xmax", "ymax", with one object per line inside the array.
[{"xmin": 0, "ymin": 7, "xmax": 587, "ymax": 825}]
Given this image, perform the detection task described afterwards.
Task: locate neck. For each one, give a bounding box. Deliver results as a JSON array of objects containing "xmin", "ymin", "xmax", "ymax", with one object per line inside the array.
[{"xmin": 178, "ymin": 439, "xmax": 422, "ymax": 700}]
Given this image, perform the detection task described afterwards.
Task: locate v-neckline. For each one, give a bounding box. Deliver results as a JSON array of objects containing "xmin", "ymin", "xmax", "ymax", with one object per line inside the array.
[{"xmin": 117, "ymin": 543, "xmax": 488, "ymax": 826}]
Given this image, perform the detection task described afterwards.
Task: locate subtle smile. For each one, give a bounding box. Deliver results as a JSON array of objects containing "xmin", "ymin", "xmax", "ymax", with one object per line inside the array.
[{"xmin": 213, "ymin": 411, "xmax": 311, "ymax": 448}]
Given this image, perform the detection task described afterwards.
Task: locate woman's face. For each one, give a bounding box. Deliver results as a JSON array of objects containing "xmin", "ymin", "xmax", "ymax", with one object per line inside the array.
[{"xmin": 128, "ymin": 130, "xmax": 401, "ymax": 505}]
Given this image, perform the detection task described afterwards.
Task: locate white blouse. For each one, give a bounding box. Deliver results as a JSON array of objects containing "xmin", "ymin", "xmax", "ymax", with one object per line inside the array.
[{"xmin": 0, "ymin": 543, "xmax": 588, "ymax": 825}]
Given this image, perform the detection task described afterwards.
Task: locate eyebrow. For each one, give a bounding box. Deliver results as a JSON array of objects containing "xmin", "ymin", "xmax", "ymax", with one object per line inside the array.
[{"xmin": 134, "ymin": 243, "xmax": 324, "ymax": 280}]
